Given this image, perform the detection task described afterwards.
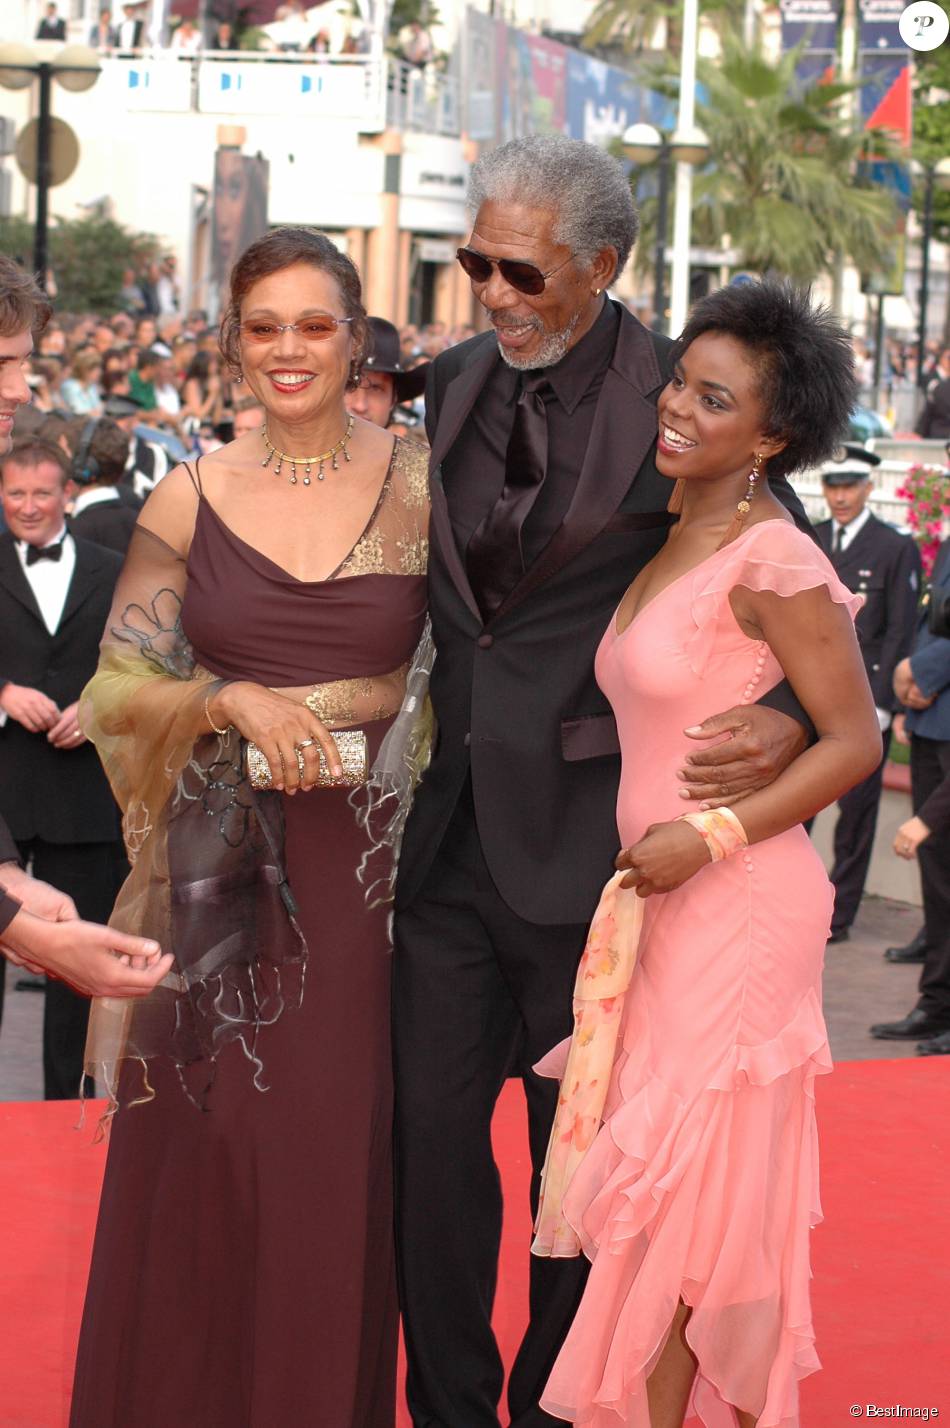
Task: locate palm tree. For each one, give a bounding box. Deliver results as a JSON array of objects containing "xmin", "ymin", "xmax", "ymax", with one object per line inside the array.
[
  {"xmin": 630, "ymin": 38, "xmax": 898, "ymax": 287},
  {"xmin": 581, "ymin": 0, "xmax": 746, "ymax": 58}
]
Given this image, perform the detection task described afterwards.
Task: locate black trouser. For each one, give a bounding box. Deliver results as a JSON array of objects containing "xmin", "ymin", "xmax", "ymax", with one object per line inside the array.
[
  {"xmin": 828, "ymin": 730, "xmax": 891, "ymax": 933},
  {"xmin": 11, "ymin": 838, "xmax": 126, "ymax": 1100},
  {"xmin": 393, "ymin": 784, "xmax": 591, "ymax": 1428},
  {"xmin": 911, "ymin": 737, "xmax": 950, "ymax": 1021}
]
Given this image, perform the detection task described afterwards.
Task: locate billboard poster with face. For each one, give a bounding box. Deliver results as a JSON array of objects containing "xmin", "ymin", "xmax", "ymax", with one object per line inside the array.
[{"xmin": 210, "ymin": 150, "xmax": 270, "ymax": 320}]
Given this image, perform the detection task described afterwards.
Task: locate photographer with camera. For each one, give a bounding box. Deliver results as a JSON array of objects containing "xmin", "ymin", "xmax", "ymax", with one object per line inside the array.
[{"xmin": 871, "ymin": 536, "xmax": 950, "ymax": 1054}]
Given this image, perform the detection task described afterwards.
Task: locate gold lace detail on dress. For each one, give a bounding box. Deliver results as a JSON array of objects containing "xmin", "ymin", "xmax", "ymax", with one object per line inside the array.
[
  {"xmin": 304, "ymin": 662, "xmax": 411, "ymax": 728},
  {"xmin": 336, "ymin": 439, "xmax": 429, "ymax": 580}
]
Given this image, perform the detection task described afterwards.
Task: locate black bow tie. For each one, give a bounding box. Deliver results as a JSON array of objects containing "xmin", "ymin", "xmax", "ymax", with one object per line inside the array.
[{"xmin": 26, "ymin": 540, "xmax": 64, "ymax": 566}]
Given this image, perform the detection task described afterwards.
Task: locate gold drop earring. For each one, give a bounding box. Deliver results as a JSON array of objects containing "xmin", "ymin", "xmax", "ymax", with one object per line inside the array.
[{"xmin": 737, "ymin": 451, "xmax": 763, "ymax": 518}]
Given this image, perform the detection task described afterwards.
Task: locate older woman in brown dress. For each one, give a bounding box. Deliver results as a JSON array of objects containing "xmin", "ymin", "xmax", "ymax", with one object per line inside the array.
[{"xmin": 69, "ymin": 229, "xmax": 430, "ymax": 1427}]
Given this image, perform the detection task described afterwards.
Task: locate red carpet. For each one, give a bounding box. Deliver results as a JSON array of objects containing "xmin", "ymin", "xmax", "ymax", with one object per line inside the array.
[{"xmin": 1, "ymin": 1060, "xmax": 948, "ymax": 1427}]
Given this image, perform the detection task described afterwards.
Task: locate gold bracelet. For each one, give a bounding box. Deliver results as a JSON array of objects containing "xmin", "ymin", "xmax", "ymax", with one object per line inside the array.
[{"xmin": 204, "ymin": 691, "xmax": 231, "ymax": 737}]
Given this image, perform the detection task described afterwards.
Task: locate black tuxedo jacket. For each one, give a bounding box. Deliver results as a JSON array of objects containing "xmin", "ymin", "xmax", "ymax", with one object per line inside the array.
[
  {"xmin": 0, "ymin": 812, "xmax": 22, "ymax": 933},
  {"xmin": 69, "ymin": 497, "xmax": 139, "ymax": 555},
  {"xmin": 396, "ymin": 305, "xmax": 809, "ymax": 925},
  {"xmin": 815, "ymin": 513, "xmax": 920, "ymax": 711},
  {"xmin": 0, "ymin": 533, "xmax": 123, "ymax": 845}
]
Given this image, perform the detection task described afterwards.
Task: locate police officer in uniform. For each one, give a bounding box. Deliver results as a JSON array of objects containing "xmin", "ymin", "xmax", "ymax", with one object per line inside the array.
[{"xmin": 815, "ymin": 444, "xmax": 921, "ymax": 941}]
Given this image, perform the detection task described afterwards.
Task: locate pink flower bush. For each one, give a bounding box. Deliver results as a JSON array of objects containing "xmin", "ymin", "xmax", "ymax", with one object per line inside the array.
[{"xmin": 896, "ymin": 465, "xmax": 950, "ymax": 577}]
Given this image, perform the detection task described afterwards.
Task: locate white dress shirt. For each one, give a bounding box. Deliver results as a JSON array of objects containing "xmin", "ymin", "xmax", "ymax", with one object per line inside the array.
[
  {"xmin": 830, "ymin": 505, "xmax": 872, "ymax": 554},
  {"xmin": 71, "ymin": 486, "xmax": 120, "ymax": 518},
  {"xmin": 16, "ymin": 526, "xmax": 75, "ymax": 636}
]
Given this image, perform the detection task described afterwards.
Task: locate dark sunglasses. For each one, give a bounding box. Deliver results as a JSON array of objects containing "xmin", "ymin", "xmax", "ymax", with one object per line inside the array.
[{"xmin": 455, "ymin": 246, "xmax": 575, "ymax": 296}]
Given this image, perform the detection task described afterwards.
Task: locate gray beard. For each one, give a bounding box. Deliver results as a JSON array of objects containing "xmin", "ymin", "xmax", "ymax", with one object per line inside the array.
[{"xmin": 495, "ymin": 310, "xmax": 581, "ymax": 370}]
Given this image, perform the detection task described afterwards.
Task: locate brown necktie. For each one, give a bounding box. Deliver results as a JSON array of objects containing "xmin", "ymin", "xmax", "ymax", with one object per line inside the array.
[{"xmin": 467, "ymin": 373, "xmax": 549, "ymax": 620}]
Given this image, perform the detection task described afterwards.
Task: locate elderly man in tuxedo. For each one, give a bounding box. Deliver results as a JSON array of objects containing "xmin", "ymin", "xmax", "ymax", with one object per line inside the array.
[
  {"xmin": 392, "ymin": 134, "xmax": 816, "ymax": 1428},
  {"xmin": 0, "ymin": 436, "xmax": 125, "ymax": 1097}
]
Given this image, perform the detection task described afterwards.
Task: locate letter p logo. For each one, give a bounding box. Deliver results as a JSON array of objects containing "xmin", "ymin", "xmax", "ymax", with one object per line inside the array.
[{"xmin": 900, "ymin": 1, "xmax": 949, "ymax": 48}]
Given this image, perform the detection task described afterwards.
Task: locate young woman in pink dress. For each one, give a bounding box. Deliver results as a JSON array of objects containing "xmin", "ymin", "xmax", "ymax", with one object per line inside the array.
[{"xmin": 533, "ymin": 281, "xmax": 883, "ymax": 1428}]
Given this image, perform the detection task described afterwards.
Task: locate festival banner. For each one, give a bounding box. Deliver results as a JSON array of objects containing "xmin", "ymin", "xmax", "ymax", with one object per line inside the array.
[
  {"xmin": 779, "ymin": 0, "xmax": 839, "ymax": 87},
  {"xmin": 858, "ymin": 0, "xmax": 911, "ymax": 293},
  {"xmin": 464, "ymin": 8, "xmax": 497, "ymax": 143},
  {"xmin": 462, "ymin": 11, "xmax": 655, "ymax": 150}
]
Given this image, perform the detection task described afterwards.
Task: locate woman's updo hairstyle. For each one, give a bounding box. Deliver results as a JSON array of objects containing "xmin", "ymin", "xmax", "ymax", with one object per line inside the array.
[
  {"xmin": 219, "ymin": 226, "xmax": 369, "ymax": 390},
  {"xmin": 674, "ymin": 278, "xmax": 858, "ymax": 481}
]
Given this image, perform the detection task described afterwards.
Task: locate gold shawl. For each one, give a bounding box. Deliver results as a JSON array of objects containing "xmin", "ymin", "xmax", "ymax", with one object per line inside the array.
[{"xmin": 79, "ymin": 523, "xmax": 307, "ymax": 1107}]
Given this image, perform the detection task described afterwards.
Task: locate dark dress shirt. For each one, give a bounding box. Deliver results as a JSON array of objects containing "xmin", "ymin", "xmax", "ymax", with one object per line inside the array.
[{"xmin": 445, "ymin": 299, "xmax": 621, "ymax": 569}]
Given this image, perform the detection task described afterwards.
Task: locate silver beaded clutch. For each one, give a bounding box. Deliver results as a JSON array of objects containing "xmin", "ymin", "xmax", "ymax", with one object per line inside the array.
[{"xmin": 245, "ymin": 728, "xmax": 368, "ymax": 790}]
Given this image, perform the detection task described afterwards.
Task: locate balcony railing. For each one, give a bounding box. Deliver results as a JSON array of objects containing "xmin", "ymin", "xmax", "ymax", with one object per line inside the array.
[{"xmin": 93, "ymin": 52, "xmax": 460, "ymax": 136}]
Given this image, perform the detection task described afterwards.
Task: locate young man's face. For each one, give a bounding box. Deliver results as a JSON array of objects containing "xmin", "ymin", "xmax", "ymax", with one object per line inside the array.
[{"xmin": 0, "ymin": 327, "xmax": 33, "ymax": 455}]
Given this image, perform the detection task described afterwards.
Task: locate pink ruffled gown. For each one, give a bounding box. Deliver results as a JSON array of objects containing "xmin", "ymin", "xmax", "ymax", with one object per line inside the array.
[{"xmin": 539, "ymin": 521, "xmax": 862, "ymax": 1428}]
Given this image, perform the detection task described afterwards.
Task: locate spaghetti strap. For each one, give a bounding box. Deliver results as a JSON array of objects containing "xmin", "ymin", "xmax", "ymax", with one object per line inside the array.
[{"xmin": 184, "ymin": 457, "xmax": 203, "ymax": 496}]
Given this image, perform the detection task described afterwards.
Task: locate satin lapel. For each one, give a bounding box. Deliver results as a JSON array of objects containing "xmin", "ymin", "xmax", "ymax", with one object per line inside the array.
[
  {"xmin": 0, "ymin": 537, "xmax": 45, "ymax": 627},
  {"xmin": 428, "ymin": 341, "xmax": 499, "ymax": 626},
  {"xmin": 428, "ymin": 340, "xmax": 498, "ymax": 473},
  {"xmin": 429, "ymin": 469, "xmax": 482, "ymax": 624},
  {"xmin": 493, "ymin": 314, "xmax": 665, "ymax": 622},
  {"xmin": 58, "ymin": 541, "xmax": 102, "ymax": 628}
]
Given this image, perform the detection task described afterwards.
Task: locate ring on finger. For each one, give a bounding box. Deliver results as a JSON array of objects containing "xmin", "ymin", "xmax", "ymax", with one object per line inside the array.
[
  {"xmin": 718, "ymin": 783, "xmax": 729, "ymax": 797},
  {"xmin": 295, "ymin": 738, "xmax": 315, "ymax": 751}
]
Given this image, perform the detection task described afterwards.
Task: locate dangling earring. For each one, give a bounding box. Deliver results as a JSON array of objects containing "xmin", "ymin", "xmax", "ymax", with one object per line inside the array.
[
  {"xmin": 717, "ymin": 452, "xmax": 764, "ymax": 551},
  {"xmin": 594, "ymin": 288, "xmax": 601, "ymax": 296},
  {"xmin": 234, "ymin": 371, "xmax": 243, "ymax": 385},
  {"xmin": 667, "ymin": 478, "xmax": 686, "ymax": 515},
  {"xmin": 737, "ymin": 451, "xmax": 762, "ymax": 518}
]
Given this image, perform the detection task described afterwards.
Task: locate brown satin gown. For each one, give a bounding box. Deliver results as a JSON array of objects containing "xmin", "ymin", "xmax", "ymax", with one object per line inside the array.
[{"xmin": 69, "ymin": 439, "xmax": 429, "ymax": 1428}]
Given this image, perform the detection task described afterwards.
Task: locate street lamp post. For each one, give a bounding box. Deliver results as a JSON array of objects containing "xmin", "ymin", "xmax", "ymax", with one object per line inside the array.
[
  {"xmin": 0, "ymin": 43, "xmax": 101, "ymax": 290},
  {"xmin": 623, "ymin": 120, "xmax": 710, "ymax": 337},
  {"xmin": 914, "ymin": 157, "xmax": 950, "ymax": 389}
]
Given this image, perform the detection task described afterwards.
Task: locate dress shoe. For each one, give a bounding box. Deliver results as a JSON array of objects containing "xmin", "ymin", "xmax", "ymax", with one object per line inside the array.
[
  {"xmin": 917, "ymin": 1029, "xmax": 950, "ymax": 1056},
  {"xmin": 884, "ymin": 928, "xmax": 929, "ymax": 964},
  {"xmin": 827, "ymin": 927, "xmax": 850, "ymax": 944},
  {"xmin": 870, "ymin": 1008, "xmax": 950, "ymax": 1040}
]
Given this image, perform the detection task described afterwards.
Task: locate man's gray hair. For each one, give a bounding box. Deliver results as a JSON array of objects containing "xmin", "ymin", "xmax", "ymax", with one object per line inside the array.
[{"xmin": 468, "ymin": 135, "xmax": 639, "ymax": 280}]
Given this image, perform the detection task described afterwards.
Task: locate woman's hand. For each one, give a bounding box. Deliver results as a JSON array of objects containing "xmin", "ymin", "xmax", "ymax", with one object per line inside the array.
[
  {"xmin": 210, "ymin": 682, "xmax": 342, "ymax": 792},
  {"xmin": 615, "ymin": 819, "xmax": 711, "ymax": 898},
  {"xmin": 893, "ymin": 815, "xmax": 931, "ymax": 860}
]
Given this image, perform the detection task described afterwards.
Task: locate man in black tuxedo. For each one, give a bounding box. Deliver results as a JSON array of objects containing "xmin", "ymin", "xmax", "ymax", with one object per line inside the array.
[
  {"xmin": 116, "ymin": 2, "xmax": 145, "ymax": 49},
  {"xmin": 35, "ymin": 3, "xmax": 67, "ymax": 39},
  {"xmin": 814, "ymin": 445, "xmax": 921, "ymax": 942},
  {"xmin": 0, "ymin": 255, "xmax": 169, "ymax": 1013},
  {"xmin": 392, "ymin": 135, "xmax": 812, "ymax": 1428},
  {"xmin": 0, "ymin": 437, "xmax": 125, "ymax": 1097}
]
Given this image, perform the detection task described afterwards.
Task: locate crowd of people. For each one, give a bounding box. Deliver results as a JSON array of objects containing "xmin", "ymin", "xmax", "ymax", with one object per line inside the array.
[
  {"xmin": 1, "ymin": 130, "xmax": 950, "ymax": 1428},
  {"xmin": 39, "ymin": 0, "xmax": 441, "ymax": 61}
]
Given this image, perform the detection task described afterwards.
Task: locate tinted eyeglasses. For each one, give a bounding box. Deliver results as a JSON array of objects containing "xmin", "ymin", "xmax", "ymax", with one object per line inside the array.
[
  {"xmin": 455, "ymin": 247, "xmax": 575, "ymax": 297},
  {"xmin": 239, "ymin": 316, "xmax": 355, "ymax": 344}
]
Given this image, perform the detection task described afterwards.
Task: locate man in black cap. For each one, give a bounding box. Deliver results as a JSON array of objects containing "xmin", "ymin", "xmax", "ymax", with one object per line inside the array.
[
  {"xmin": 815, "ymin": 444, "xmax": 921, "ymax": 942},
  {"xmin": 345, "ymin": 317, "xmax": 428, "ymax": 431}
]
